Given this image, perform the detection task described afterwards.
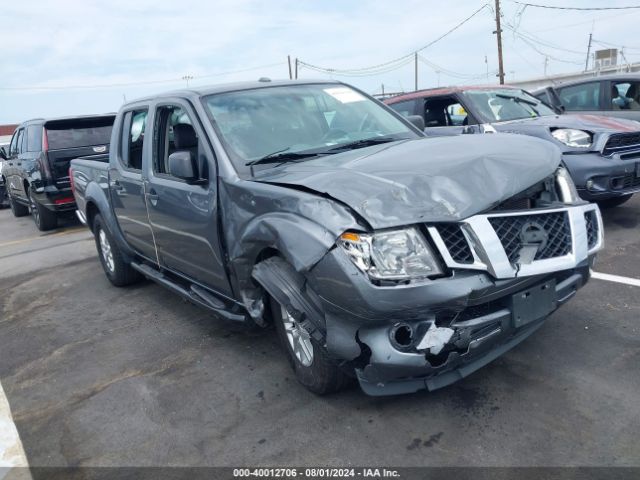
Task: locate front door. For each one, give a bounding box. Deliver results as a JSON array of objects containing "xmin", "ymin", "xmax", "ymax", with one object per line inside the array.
[
  {"xmin": 145, "ymin": 101, "xmax": 232, "ymax": 296},
  {"xmin": 109, "ymin": 108, "xmax": 158, "ymax": 262}
]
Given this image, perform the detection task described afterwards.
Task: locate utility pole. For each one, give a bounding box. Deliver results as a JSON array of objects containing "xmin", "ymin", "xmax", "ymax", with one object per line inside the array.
[
  {"xmin": 294, "ymin": 58, "xmax": 299, "ymax": 79},
  {"xmin": 414, "ymin": 52, "xmax": 418, "ymax": 91},
  {"xmin": 182, "ymin": 75, "xmax": 193, "ymax": 87},
  {"xmin": 494, "ymin": 0, "xmax": 505, "ymax": 85},
  {"xmin": 287, "ymin": 55, "xmax": 292, "ymax": 79},
  {"xmin": 544, "ymin": 56, "xmax": 549, "ymax": 76},
  {"xmin": 584, "ymin": 33, "xmax": 593, "ymax": 72}
]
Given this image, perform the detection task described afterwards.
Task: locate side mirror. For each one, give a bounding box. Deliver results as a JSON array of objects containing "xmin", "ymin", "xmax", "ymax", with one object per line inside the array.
[
  {"xmin": 407, "ymin": 115, "xmax": 425, "ymax": 131},
  {"xmin": 0, "ymin": 147, "xmax": 7, "ymax": 160},
  {"xmin": 168, "ymin": 151, "xmax": 197, "ymax": 182}
]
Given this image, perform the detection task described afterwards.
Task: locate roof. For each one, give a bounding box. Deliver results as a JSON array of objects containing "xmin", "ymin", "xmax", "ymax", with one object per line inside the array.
[
  {"xmin": 126, "ymin": 78, "xmax": 344, "ymax": 104},
  {"xmin": 545, "ymin": 72, "xmax": 640, "ymax": 90},
  {"xmin": 384, "ymin": 84, "xmax": 521, "ymax": 104}
]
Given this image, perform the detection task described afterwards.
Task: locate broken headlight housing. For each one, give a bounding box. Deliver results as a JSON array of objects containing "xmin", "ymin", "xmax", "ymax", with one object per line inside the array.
[
  {"xmin": 339, "ymin": 228, "xmax": 442, "ymax": 281},
  {"xmin": 551, "ymin": 128, "xmax": 592, "ymax": 148},
  {"xmin": 555, "ymin": 166, "xmax": 581, "ymax": 203}
]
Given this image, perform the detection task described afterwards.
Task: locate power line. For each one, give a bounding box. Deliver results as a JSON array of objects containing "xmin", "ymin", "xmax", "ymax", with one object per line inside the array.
[
  {"xmin": 298, "ymin": 4, "xmax": 491, "ymax": 76},
  {"xmin": 0, "ymin": 62, "xmax": 285, "ymax": 91},
  {"xmin": 510, "ymin": 1, "xmax": 640, "ymax": 11}
]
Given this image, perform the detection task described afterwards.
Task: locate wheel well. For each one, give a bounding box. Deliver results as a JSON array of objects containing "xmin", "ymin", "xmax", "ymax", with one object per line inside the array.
[
  {"xmin": 86, "ymin": 202, "xmax": 99, "ymax": 232},
  {"xmin": 255, "ymin": 247, "xmax": 280, "ymax": 265}
]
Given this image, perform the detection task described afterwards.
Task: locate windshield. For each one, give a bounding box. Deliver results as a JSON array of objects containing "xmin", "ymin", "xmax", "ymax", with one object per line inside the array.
[
  {"xmin": 463, "ymin": 89, "xmax": 556, "ymax": 123},
  {"xmin": 203, "ymin": 84, "xmax": 418, "ymax": 173}
]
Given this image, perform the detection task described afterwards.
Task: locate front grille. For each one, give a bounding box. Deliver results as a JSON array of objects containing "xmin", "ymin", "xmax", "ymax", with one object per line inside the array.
[
  {"xmin": 584, "ymin": 210, "xmax": 598, "ymax": 250},
  {"xmin": 436, "ymin": 224, "xmax": 473, "ymax": 264},
  {"xmin": 489, "ymin": 212, "xmax": 572, "ymax": 263},
  {"xmin": 492, "ymin": 196, "xmax": 532, "ymax": 212},
  {"xmin": 603, "ymin": 132, "xmax": 640, "ymax": 156}
]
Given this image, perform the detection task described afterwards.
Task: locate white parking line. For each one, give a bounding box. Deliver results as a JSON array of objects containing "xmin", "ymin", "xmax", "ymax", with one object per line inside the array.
[
  {"xmin": 0, "ymin": 381, "xmax": 28, "ymax": 469},
  {"xmin": 591, "ymin": 270, "xmax": 640, "ymax": 287}
]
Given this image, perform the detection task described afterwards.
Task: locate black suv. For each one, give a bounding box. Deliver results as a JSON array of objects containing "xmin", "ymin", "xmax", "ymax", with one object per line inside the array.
[{"xmin": 0, "ymin": 115, "xmax": 115, "ymax": 230}]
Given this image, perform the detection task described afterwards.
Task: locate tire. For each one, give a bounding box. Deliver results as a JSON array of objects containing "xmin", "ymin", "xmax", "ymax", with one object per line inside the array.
[
  {"xmin": 9, "ymin": 195, "xmax": 29, "ymax": 217},
  {"xmin": 268, "ymin": 260, "xmax": 351, "ymax": 395},
  {"xmin": 93, "ymin": 214, "xmax": 142, "ymax": 287},
  {"xmin": 597, "ymin": 194, "xmax": 633, "ymax": 208},
  {"xmin": 29, "ymin": 195, "xmax": 57, "ymax": 231}
]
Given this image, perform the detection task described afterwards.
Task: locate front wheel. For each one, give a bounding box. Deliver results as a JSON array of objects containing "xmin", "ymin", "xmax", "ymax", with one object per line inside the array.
[
  {"xmin": 268, "ymin": 260, "xmax": 351, "ymax": 395},
  {"xmin": 597, "ymin": 194, "xmax": 633, "ymax": 208},
  {"xmin": 93, "ymin": 214, "xmax": 142, "ymax": 287}
]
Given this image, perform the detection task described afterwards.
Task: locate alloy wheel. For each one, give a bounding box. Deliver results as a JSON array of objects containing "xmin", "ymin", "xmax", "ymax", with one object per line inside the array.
[{"xmin": 281, "ymin": 305, "xmax": 314, "ymax": 367}]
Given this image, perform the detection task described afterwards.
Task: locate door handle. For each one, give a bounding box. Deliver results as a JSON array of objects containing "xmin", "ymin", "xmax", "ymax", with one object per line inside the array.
[
  {"xmin": 146, "ymin": 189, "xmax": 159, "ymax": 206},
  {"xmin": 8, "ymin": 162, "xmax": 13, "ymax": 166},
  {"xmin": 110, "ymin": 180, "xmax": 124, "ymax": 191}
]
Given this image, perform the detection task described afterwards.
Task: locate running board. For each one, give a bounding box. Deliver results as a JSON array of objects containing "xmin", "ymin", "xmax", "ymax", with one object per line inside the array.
[{"xmin": 130, "ymin": 262, "xmax": 247, "ymax": 323}]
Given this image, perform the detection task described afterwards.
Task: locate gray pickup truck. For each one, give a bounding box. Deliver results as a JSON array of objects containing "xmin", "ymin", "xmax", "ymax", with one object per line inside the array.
[{"xmin": 70, "ymin": 79, "xmax": 603, "ymax": 396}]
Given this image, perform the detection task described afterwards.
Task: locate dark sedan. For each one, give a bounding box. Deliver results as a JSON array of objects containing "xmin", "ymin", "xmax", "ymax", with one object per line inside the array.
[{"xmin": 385, "ymin": 86, "xmax": 640, "ymax": 208}]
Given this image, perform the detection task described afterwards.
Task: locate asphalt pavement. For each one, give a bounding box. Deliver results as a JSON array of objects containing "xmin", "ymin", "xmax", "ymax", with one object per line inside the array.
[{"xmin": 0, "ymin": 198, "xmax": 638, "ymax": 469}]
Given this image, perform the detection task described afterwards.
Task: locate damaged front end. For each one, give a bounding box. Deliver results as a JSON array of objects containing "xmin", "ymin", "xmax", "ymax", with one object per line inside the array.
[{"xmin": 303, "ymin": 169, "xmax": 604, "ymax": 396}]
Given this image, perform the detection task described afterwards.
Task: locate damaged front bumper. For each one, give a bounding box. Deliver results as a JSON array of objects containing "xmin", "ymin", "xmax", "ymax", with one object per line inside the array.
[{"xmin": 307, "ymin": 204, "xmax": 603, "ymax": 396}]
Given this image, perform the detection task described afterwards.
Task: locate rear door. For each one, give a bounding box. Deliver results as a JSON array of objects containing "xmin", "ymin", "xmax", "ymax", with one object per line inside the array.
[
  {"xmin": 145, "ymin": 100, "xmax": 232, "ymax": 296},
  {"xmin": 109, "ymin": 108, "xmax": 158, "ymax": 262}
]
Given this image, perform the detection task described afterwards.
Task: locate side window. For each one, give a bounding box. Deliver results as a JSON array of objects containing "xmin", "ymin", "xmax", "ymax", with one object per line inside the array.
[
  {"xmin": 611, "ymin": 81, "xmax": 640, "ymax": 110},
  {"xmin": 153, "ymin": 105, "xmax": 201, "ymax": 178},
  {"xmin": 16, "ymin": 129, "xmax": 26, "ymax": 154},
  {"xmin": 424, "ymin": 97, "xmax": 468, "ymax": 127},
  {"xmin": 120, "ymin": 109, "xmax": 148, "ymax": 171},
  {"xmin": 9, "ymin": 130, "xmax": 19, "ymax": 156},
  {"xmin": 388, "ymin": 100, "xmax": 417, "ymax": 117},
  {"xmin": 26, "ymin": 125, "xmax": 42, "ymax": 152},
  {"xmin": 557, "ymin": 82, "xmax": 601, "ymax": 111}
]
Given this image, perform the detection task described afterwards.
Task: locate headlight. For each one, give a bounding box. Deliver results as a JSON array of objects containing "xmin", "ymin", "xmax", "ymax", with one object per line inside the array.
[
  {"xmin": 555, "ymin": 166, "xmax": 581, "ymax": 203},
  {"xmin": 339, "ymin": 228, "xmax": 442, "ymax": 281},
  {"xmin": 551, "ymin": 128, "xmax": 592, "ymax": 148}
]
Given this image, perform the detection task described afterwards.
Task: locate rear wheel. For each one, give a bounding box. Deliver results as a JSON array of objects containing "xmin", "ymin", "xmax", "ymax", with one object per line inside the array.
[
  {"xmin": 597, "ymin": 194, "xmax": 633, "ymax": 208},
  {"xmin": 9, "ymin": 195, "xmax": 29, "ymax": 217},
  {"xmin": 93, "ymin": 214, "xmax": 142, "ymax": 287},
  {"xmin": 29, "ymin": 195, "xmax": 57, "ymax": 231}
]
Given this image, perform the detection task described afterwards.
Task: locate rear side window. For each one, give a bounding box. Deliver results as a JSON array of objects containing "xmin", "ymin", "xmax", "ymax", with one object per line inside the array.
[
  {"xmin": 26, "ymin": 125, "xmax": 42, "ymax": 152},
  {"xmin": 120, "ymin": 109, "xmax": 148, "ymax": 171},
  {"xmin": 388, "ymin": 99, "xmax": 418, "ymax": 117},
  {"xmin": 557, "ymin": 82, "xmax": 601, "ymax": 111},
  {"xmin": 46, "ymin": 118, "xmax": 113, "ymax": 150}
]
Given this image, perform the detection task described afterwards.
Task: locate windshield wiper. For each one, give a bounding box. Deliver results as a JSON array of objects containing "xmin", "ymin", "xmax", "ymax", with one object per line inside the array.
[
  {"xmin": 325, "ymin": 136, "xmax": 404, "ymax": 152},
  {"xmin": 495, "ymin": 93, "xmax": 538, "ymax": 107},
  {"xmin": 245, "ymin": 149, "xmax": 327, "ymax": 167}
]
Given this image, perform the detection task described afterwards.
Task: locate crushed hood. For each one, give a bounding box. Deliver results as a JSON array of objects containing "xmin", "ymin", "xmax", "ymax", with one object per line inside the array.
[{"xmin": 253, "ymin": 135, "xmax": 561, "ymax": 229}]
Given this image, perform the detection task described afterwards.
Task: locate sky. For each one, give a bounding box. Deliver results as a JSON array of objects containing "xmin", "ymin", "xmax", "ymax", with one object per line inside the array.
[{"xmin": 2, "ymin": 0, "xmax": 640, "ymax": 123}]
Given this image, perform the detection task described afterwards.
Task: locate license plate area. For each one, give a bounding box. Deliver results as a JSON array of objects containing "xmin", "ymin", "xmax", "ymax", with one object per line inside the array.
[{"xmin": 511, "ymin": 279, "xmax": 557, "ymax": 328}]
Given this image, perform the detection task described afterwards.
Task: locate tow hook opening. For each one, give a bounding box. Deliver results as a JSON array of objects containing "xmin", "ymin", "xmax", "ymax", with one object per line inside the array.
[{"xmin": 389, "ymin": 323, "xmax": 414, "ymax": 350}]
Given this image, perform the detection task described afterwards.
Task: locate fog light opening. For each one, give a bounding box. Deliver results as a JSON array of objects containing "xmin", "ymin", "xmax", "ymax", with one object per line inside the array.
[{"xmin": 390, "ymin": 323, "xmax": 414, "ymax": 350}]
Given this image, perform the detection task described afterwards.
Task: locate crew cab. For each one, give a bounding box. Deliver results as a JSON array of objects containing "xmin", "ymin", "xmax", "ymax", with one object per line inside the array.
[
  {"xmin": 70, "ymin": 80, "xmax": 603, "ymax": 396},
  {"xmin": 0, "ymin": 115, "xmax": 115, "ymax": 230},
  {"xmin": 385, "ymin": 85, "xmax": 640, "ymax": 208}
]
